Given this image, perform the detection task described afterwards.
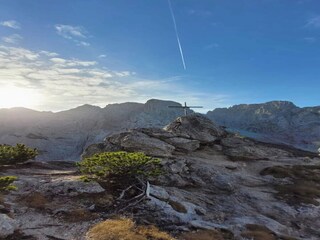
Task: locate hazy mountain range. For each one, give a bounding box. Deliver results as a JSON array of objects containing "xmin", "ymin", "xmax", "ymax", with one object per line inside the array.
[
  {"xmin": 207, "ymin": 101, "xmax": 320, "ymax": 153},
  {"xmin": 0, "ymin": 99, "xmax": 319, "ymax": 160}
]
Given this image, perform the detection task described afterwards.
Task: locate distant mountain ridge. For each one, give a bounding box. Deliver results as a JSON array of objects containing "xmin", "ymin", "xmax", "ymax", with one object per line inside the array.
[
  {"xmin": 207, "ymin": 101, "xmax": 320, "ymax": 153},
  {"xmin": 0, "ymin": 99, "xmax": 319, "ymax": 160},
  {"xmin": 0, "ymin": 99, "xmax": 188, "ymax": 160}
]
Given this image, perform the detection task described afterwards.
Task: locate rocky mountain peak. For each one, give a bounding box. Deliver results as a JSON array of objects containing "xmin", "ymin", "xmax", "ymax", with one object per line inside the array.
[
  {"xmin": 218, "ymin": 100, "xmax": 297, "ymax": 113},
  {"xmin": 74, "ymin": 104, "xmax": 101, "ymax": 111},
  {"xmin": 207, "ymin": 101, "xmax": 320, "ymax": 152},
  {"xmin": 144, "ymin": 99, "xmax": 183, "ymax": 113},
  {"xmin": 264, "ymin": 100, "xmax": 297, "ymax": 108}
]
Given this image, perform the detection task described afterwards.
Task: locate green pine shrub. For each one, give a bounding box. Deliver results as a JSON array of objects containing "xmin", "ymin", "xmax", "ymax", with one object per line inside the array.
[
  {"xmin": 77, "ymin": 151, "xmax": 162, "ymax": 186},
  {"xmin": 0, "ymin": 176, "xmax": 18, "ymax": 192},
  {"xmin": 0, "ymin": 143, "xmax": 38, "ymax": 165}
]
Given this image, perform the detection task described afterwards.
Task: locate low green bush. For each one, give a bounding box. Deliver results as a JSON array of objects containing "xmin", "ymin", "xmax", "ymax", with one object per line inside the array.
[
  {"xmin": 0, "ymin": 176, "xmax": 17, "ymax": 191},
  {"xmin": 78, "ymin": 151, "xmax": 162, "ymax": 184},
  {"xmin": 0, "ymin": 143, "xmax": 38, "ymax": 165}
]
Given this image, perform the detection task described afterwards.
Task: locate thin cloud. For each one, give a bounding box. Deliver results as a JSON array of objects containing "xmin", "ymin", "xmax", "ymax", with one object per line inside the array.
[
  {"xmin": 50, "ymin": 57, "xmax": 97, "ymax": 67},
  {"xmin": 0, "ymin": 45, "xmax": 150, "ymax": 110},
  {"xmin": 306, "ymin": 16, "xmax": 320, "ymax": 28},
  {"xmin": 113, "ymin": 71, "xmax": 135, "ymax": 77},
  {"xmin": 0, "ymin": 45, "xmax": 230, "ymax": 111},
  {"xmin": 55, "ymin": 24, "xmax": 87, "ymax": 39},
  {"xmin": 2, "ymin": 34, "xmax": 23, "ymax": 44},
  {"xmin": 55, "ymin": 24, "xmax": 90, "ymax": 47},
  {"xmin": 98, "ymin": 54, "xmax": 107, "ymax": 58},
  {"xmin": 76, "ymin": 41, "xmax": 90, "ymax": 47},
  {"xmin": 188, "ymin": 9, "xmax": 212, "ymax": 17},
  {"xmin": 204, "ymin": 43, "xmax": 220, "ymax": 50},
  {"xmin": 303, "ymin": 37, "xmax": 316, "ymax": 43},
  {"xmin": 40, "ymin": 51, "xmax": 59, "ymax": 57},
  {"xmin": 0, "ymin": 20, "xmax": 20, "ymax": 29}
]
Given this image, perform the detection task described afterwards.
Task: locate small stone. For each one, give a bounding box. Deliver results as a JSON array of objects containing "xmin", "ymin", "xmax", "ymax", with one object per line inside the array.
[
  {"xmin": 0, "ymin": 205, "xmax": 10, "ymax": 214},
  {"xmin": 213, "ymin": 144, "xmax": 223, "ymax": 151},
  {"xmin": 88, "ymin": 204, "xmax": 95, "ymax": 211},
  {"xmin": 195, "ymin": 208, "xmax": 206, "ymax": 216},
  {"xmin": 225, "ymin": 165, "xmax": 237, "ymax": 170}
]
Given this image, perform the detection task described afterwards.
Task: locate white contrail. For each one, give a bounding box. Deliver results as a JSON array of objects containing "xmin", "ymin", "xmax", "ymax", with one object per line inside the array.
[{"xmin": 168, "ymin": 0, "xmax": 186, "ymax": 70}]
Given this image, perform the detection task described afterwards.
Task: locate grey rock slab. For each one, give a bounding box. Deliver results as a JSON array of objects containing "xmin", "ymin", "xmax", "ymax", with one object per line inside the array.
[
  {"xmin": 164, "ymin": 137, "xmax": 200, "ymax": 152},
  {"xmin": 108, "ymin": 130, "xmax": 175, "ymax": 157},
  {"xmin": 221, "ymin": 136, "xmax": 291, "ymax": 160},
  {"xmin": 39, "ymin": 176, "xmax": 105, "ymax": 196},
  {"xmin": 0, "ymin": 214, "xmax": 17, "ymax": 238}
]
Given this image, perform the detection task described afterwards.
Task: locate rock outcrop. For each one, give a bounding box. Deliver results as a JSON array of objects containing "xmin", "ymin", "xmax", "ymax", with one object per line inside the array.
[
  {"xmin": 221, "ymin": 136, "xmax": 292, "ymax": 161},
  {"xmin": 83, "ymin": 115, "xmax": 226, "ymax": 159},
  {"xmin": 207, "ymin": 101, "xmax": 320, "ymax": 153},
  {"xmin": 81, "ymin": 114, "xmax": 320, "ymax": 239},
  {"xmin": 107, "ymin": 130, "xmax": 176, "ymax": 157},
  {"xmin": 164, "ymin": 114, "xmax": 227, "ymax": 143}
]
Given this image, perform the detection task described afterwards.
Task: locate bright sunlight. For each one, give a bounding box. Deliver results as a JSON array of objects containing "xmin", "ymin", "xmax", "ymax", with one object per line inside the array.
[{"xmin": 0, "ymin": 86, "xmax": 42, "ymax": 109}]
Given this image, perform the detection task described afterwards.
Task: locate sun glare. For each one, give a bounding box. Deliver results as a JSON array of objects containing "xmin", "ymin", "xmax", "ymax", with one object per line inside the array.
[{"xmin": 0, "ymin": 86, "xmax": 42, "ymax": 109}]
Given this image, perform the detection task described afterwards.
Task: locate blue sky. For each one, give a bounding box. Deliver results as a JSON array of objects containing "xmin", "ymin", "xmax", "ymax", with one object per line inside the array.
[{"xmin": 0, "ymin": 0, "xmax": 319, "ymax": 112}]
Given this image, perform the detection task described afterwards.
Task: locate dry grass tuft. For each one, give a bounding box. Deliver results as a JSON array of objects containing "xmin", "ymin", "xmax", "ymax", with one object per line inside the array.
[
  {"xmin": 261, "ymin": 165, "xmax": 320, "ymax": 181},
  {"xmin": 275, "ymin": 182, "xmax": 320, "ymax": 206},
  {"xmin": 260, "ymin": 165, "xmax": 320, "ymax": 206},
  {"xmin": 20, "ymin": 192, "xmax": 49, "ymax": 210},
  {"xmin": 136, "ymin": 225, "xmax": 175, "ymax": 240},
  {"xmin": 241, "ymin": 224, "xmax": 297, "ymax": 240},
  {"xmin": 77, "ymin": 192, "xmax": 114, "ymax": 211},
  {"xmin": 241, "ymin": 224, "xmax": 277, "ymax": 240},
  {"xmin": 3, "ymin": 230, "xmax": 37, "ymax": 240},
  {"xmin": 86, "ymin": 218, "xmax": 174, "ymax": 240},
  {"xmin": 61, "ymin": 208, "xmax": 99, "ymax": 222},
  {"xmin": 0, "ymin": 194, "xmax": 4, "ymax": 205},
  {"xmin": 178, "ymin": 229, "xmax": 234, "ymax": 240}
]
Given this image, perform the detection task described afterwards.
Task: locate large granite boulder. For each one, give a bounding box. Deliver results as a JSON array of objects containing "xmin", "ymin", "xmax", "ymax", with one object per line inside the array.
[
  {"xmin": 82, "ymin": 115, "xmax": 225, "ymax": 158},
  {"xmin": 164, "ymin": 137, "xmax": 200, "ymax": 152},
  {"xmin": 139, "ymin": 128, "xmax": 200, "ymax": 152},
  {"xmin": 107, "ymin": 130, "xmax": 175, "ymax": 157},
  {"xmin": 39, "ymin": 176, "xmax": 105, "ymax": 196},
  {"xmin": 164, "ymin": 114, "xmax": 227, "ymax": 143}
]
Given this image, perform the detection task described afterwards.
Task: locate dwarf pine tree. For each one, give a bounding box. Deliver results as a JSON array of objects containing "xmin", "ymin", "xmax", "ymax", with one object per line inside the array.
[
  {"xmin": 0, "ymin": 176, "xmax": 17, "ymax": 192},
  {"xmin": 78, "ymin": 151, "xmax": 162, "ymax": 183},
  {"xmin": 0, "ymin": 143, "xmax": 38, "ymax": 165}
]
